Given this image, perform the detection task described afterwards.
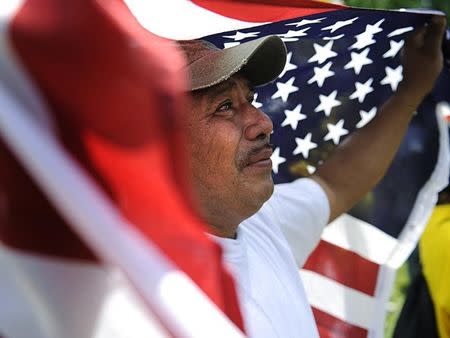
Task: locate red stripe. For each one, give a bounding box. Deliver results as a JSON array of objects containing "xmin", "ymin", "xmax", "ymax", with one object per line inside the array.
[
  {"xmin": 312, "ymin": 307, "xmax": 368, "ymax": 338},
  {"xmin": 192, "ymin": 0, "xmax": 346, "ymax": 23},
  {"xmin": 303, "ymin": 240, "xmax": 379, "ymax": 296},
  {"xmin": 0, "ymin": 140, "xmax": 98, "ymax": 262},
  {"xmin": 9, "ymin": 0, "xmax": 245, "ymax": 331}
]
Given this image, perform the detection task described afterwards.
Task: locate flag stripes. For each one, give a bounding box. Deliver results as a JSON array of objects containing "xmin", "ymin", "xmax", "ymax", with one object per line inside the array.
[{"xmin": 303, "ymin": 240, "xmax": 380, "ymax": 296}]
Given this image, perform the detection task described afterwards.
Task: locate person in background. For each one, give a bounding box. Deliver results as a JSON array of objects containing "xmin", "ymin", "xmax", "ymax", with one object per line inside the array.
[{"xmin": 394, "ymin": 183, "xmax": 450, "ymax": 338}]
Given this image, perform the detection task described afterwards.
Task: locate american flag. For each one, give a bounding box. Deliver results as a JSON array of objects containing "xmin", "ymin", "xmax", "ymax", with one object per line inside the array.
[
  {"xmin": 0, "ymin": 1, "xmax": 245, "ymax": 337},
  {"xmin": 197, "ymin": 4, "xmax": 450, "ymax": 338},
  {"xmin": 0, "ymin": 1, "xmax": 449, "ymax": 338}
]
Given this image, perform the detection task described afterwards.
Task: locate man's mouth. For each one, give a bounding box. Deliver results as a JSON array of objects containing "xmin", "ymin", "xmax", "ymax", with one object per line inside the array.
[{"xmin": 245, "ymin": 145, "xmax": 273, "ymax": 168}]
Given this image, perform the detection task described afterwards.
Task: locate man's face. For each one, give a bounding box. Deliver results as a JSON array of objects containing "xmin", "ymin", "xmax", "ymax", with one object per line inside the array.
[{"xmin": 185, "ymin": 75, "xmax": 274, "ymax": 235}]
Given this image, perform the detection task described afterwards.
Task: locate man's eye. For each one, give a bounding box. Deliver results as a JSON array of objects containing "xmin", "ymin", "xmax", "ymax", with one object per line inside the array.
[{"xmin": 215, "ymin": 101, "xmax": 233, "ymax": 116}]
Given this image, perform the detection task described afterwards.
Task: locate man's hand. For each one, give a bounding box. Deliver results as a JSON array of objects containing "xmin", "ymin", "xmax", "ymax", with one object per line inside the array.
[
  {"xmin": 313, "ymin": 15, "xmax": 448, "ymax": 223},
  {"xmin": 398, "ymin": 15, "xmax": 446, "ymax": 108}
]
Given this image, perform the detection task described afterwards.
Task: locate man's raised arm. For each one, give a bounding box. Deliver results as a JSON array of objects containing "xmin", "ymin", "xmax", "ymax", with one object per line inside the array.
[{"xmin": 312, "ymin": 15, "xmax": 447, "ymax": 223}]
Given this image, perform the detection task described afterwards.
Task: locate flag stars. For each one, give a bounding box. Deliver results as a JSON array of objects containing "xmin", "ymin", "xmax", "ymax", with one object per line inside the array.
[
  {"xmin": 224, "ymin": 42, "xmax": 240, "ymax": 49},
  {"xmin": 350, "ymin": 78, "xmax": 374, "ymax": 103},
  {"xmin": 324, "ymin": 34, "xmax": 345, "ymax": 41},
  {"xmin": 279, "ymin": 27, "xmax": 310, "ymax": 41},
  {"xmin": 383, "ymin": 40, "xmax": 404, "ymax": 58},
  {"xmin": 387, "ymin": 26, "xmax": 413, "ymax": 38},
  {"xmin": 293, "ymin": 133, "xmax": 317, "ymax": 158},
  {"xmin": 271, "ymin": 147, "xmax": 286, "ymax": 174},
  {"xmin": 381, "ymin": 65, "xmax": 403, "ymax": 91},
  {"xmin": 252, "ymin": 93, "xmax": 263, "ymax": 109},
  {"xmin": 315, "ymin": 90, "xmax": 341, "ymax": 117},
  {"xmin": 271, "ymin": 77, "xmax": 299, "ymax": 102},
  {"xmin": 281, "ymin": 104, "xmax": 306, "ymax": 130},
  {"xmin": 351, "ymin": 33, "xmax": 375, "ymax": 50},
  {"xmin": 350, "ymin": 19, "xmax": 384, "ymax": 50},
  {"xmin": 286, "ymin": 17, "xmax": 325, "ymax": 27},
  {"xmin": 324, "ymin": 119, "xmax": 349, "ymax": 145},
  {"xmin": 307, "ymin": 61, "xmax": 335, "ymax": 88},
  {"xmin": 344, "ymin": 48, "xmax": 373, "ymax": 75},
  {"xmin": 364, "ymin": 19, "xmax": 384, "ymax": 35},
  {"xmin": 223, "ymin": 31, "xmax": 260, "ymax": 41},
  {"xmin": 279, "ymin": 52, "xmax": 298, "ymax": 78},
  {"xmin": 356, "ymin": 107, "xmax": 377, "ymax": 128},
  {"xmin": 322, "ymin": 17, "xmax": 358, "ymax": 33},
  {"xmin": 308, "ymin": 40, "xmax": 338, "ymax": 65}
]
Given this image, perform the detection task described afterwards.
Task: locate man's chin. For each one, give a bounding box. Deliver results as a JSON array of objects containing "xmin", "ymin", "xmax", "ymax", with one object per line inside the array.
[{"xmin": 250, "ymin": 178, "xmax": 274, "ymax": 205}]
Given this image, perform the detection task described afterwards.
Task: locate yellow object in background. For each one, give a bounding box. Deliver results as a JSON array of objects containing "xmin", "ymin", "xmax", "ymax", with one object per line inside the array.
[{"xmin": 420, "ymin": 204, "xmax": 450, "ymax": 338}]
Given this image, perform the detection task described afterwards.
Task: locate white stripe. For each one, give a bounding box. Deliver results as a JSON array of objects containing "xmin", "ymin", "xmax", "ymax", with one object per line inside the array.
[
  {"xmin": 0, "ymin": 83, "xmax": 244, "ymax": 337},
  {"xmin": 0, "ymin": 245, "xmax": 169, "ymax": 338},
  {"xmin": 387, "ymin": 102, "xmax": 450, "ymax": 268},
  {"xmin": 300, "ymin": 269, "xmax": 376, "ymax": 330},
  {"xmin": 124, "ymin": 0, "xmax": 266, "ymax": 39},
  {"xmin": 321, "ymin": 214, "xmax": 398, "ymax": 265}
]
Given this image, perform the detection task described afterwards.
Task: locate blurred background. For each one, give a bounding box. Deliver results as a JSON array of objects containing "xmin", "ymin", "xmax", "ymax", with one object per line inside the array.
[
  {"xmin": 326, "ymin": 0, "xmax": 450, "ymax": 20},
  {"xmin": 348, "ymin": 0, "xmax": 448, "ymax": 19}
]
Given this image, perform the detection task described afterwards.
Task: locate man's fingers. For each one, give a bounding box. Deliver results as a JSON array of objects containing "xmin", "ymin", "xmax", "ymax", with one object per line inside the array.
[
  {"xmin": 405, "ymin": 25, "xmax": 426, "ymax": 49},
  {"xmin": 423, "ymin": 15, "xmax": 447, "ymax": 53}
]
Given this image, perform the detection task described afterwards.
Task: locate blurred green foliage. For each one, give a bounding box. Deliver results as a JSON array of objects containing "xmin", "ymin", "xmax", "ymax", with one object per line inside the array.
[{"xmin": 345, "ymin": 0, "xmax": 450, "ymax": 20}]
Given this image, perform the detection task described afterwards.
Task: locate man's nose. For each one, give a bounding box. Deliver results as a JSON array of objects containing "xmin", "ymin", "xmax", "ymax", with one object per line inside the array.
[{"xmin": 243, "ymin": 104, "xmax": 273, "ymax": 141}]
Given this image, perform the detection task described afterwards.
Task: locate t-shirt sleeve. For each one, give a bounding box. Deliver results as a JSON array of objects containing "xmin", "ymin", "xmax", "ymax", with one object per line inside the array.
[{"xmin": 266, "ymin": 178, "xmax": 330, "ymax": 267}]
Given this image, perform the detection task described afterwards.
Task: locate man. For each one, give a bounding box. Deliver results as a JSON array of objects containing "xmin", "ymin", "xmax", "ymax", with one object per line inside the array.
[{"xmin": 179, "ymin": 15, "xmax": 446, "ymax": 337}]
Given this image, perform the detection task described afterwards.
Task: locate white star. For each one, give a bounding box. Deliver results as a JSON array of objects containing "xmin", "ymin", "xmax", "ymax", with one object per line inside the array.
[
  {"xmin": 224, "ymin": 42, "xmax": 240, "ymax": 49},
  {"xmin": 308, "ymin": 40, "xmax": 338, "ymax": 65},
  {"xmin": 350, "ymin": 19, "xmax": 384, "ymax": 50},
  {"xmin": 364, "ymin": 19, "xmax": 384, "ymax": 35},
  {"xmin": 223, "ymin": 31, "xmax": 260, "ymax": 41},
  {"xmin": 279, "ymin": 27, "xmax": 310, "ymax": 41},
  {"xmin": 349, "ymin": 78, "xmax": 374, "ymax": 103},
  {"xmin": 380, "ymin": 65, "xmax": 403, "ymax": 91},
  {"xmin": 252, "ymin": 93, "xmax": 263, "ymax": 109},
  {"xmin": 344, "ymin": 48, "xmax": 373, "ymax": 75},
  {"xmin": 286, "ymin": 17, "xmax": 325, "ymax": 27},
  {"xmin": 293, "ymin": 133, "xmax": 317, "ymax": 158},
  {"xmin": 279, "ymin": 52, "xmax": 298, "ymax": 78},
  {"xmin": 322, "ymin": 17, "xmax": 358, "ymax": 33},
  {"xmin": 383, "ymin": 39, "xmax": 404, "ymax": 58},
  {"xmin": 281, "ymin": 104, "xmax": 306, "ymax": 130},
  {"xmin": 314, "ymin": 90, "xmax": 341, "ymax": 117},
  {"xmin": 324, "ymin": 119, "xmax": 349, "ymax": 145},
  {"xmin": 324, "ymin": 34, "xmax": 345, "ymax": 41},
  {"xmin": 356, "ymin": 107, "xmax": 377, "ymax": 128},
  {"xmin": 307, "ymin": 61, "xmax": 335, "ymax": 87},
  {"xmin": 271, "ymin": 77, "xmax": 299, "ymax": 102},
  {"xmin": 271, "ymin": 147, "xmax": 286, "ymax": 174},
  {"xmin": 350, "ymin": 32, "xmax": 375, "ymax": 50},
  {"xmin": 387, "ymin": 26, "xmax": 413, "ymax": 38}
]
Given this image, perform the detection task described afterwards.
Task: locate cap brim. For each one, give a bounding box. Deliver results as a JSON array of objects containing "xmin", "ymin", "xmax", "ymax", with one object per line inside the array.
[{"xmin": 189, "ymin": 36, "xmax": 287, "ymax": 91}]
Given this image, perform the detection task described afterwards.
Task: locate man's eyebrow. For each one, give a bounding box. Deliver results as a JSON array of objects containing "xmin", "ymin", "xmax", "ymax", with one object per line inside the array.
[
  {"xmin": 205, "ymin": 78, "xmax": 255, "ymax": 105},
  {"xmin": 205, "ymin": 80, "xmax": 237, "ymax": 105}
]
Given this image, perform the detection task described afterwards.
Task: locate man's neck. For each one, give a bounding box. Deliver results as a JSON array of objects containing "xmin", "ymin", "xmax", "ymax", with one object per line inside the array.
[{"xmin": 207, "ymin": 224, "xmax": 238, "ymax": 239}]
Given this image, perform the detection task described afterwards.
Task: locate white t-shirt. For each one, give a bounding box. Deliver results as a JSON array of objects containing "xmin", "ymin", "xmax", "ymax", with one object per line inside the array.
[{"xmin": 212, "ymin": 178, "xmax": 330, "ymax": 338}]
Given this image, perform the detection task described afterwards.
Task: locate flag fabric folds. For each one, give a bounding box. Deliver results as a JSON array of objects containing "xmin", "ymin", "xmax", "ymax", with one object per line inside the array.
[
  {"xmin": 127, "ymin": 0, "xmax": 450, "ymax": 337},
  {"xmin": 0, "ymin": 1, "xmax": 244, "ymax": 337},
  {"xmin": 1, "ymin": 1, "xmax": 449, "ymax": 338}
]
